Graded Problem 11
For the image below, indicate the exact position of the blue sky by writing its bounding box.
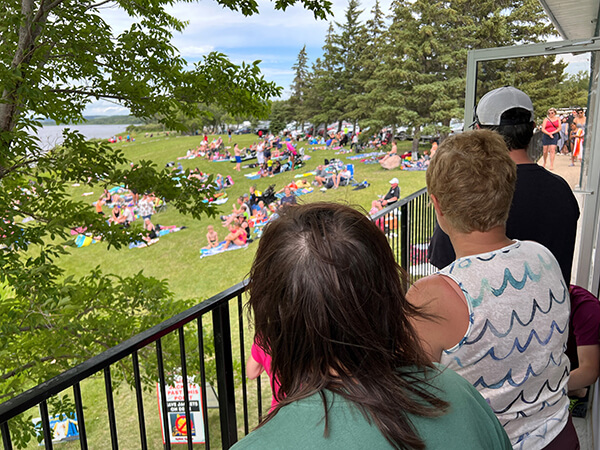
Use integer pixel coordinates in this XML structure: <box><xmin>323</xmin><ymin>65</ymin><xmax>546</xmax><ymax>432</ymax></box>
<box><xmin>86</xmin><ymin>0</ymin><xmax>384</xmax><ymax>116</ymax></box>
<box><xmin>84</xmin><ymin>0</ymin><xmax>589</xmax><ymax>116</ymax></box>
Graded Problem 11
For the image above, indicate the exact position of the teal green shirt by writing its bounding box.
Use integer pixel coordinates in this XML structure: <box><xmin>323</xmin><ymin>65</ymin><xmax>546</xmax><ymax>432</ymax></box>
<box><xmin>232</xmin><ymin>365</ymin><xmax>511</xmax><ymax>449</ymax></box>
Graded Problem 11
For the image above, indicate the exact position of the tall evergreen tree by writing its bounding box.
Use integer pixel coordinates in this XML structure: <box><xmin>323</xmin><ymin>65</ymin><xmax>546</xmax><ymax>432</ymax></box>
<box><xmin>353</xmin><ymin>0</ymin><xmax>387</xmax><ymax>131</ymax></box>
<box><xmin>371</xmin><ymin>0</ymin><xmax>564</xmax><ymax>149</ymax></box>
<box><xmin>304</xmin><ymin>24</ymin><xmax>343</xmax><ymax>130</ymax></box>
<box><xmin>334</xmin><ymin>0</ymin><xmax>367</xmax><ymax>128</ymax></box>
<box><xmin>290</xmin><ymin>45</ymin><xmax>310</xmax><ymax>130</ymax></box>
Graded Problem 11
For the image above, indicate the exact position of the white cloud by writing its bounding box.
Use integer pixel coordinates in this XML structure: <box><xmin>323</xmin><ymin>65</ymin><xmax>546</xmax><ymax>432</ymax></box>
<box><xmin>177</xmin><ymin>44</ymin><xmax>216</xmax><ymax>57</ymax></box>
<box><xmin>89</xmin><ymin>0</ymin><xmax>586</xmax><ymax>114</ymax></box>
<box><xmin>83</xmin><ymin>100</ymin><xmax>130</xmax><ymax>117</ymax></box>
<box><xmin>557</xmin><ymin>52</ymin><xmax>591</xmax><ymax>75</ymax></box>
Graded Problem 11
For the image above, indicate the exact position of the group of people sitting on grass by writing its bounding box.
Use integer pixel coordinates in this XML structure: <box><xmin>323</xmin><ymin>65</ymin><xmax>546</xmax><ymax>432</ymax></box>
<box><xmin>202</xmin><ymin>182</ymin><xmax>305</xmax><ymax>250</ymax></box>
<box><xmin>378</xmin><ymin>139</ymin><xmax>433</xmax><ymax>170</ymax></box>
<box><xmin>312</xmin><ymin>159</ymin><xmax>355</xmax><ymax>190</ymax></box>
<box><xmin>165</xmin><ymin>161</ymin><xmax>234</xmax><ymax>192</ymax></box>
<box><xmin>235</xmin><ymin>87</ymin><xmax>594</xmax><ymax>450</ymax></box>
<box><xmin>94</xmin><ymin>188</ymin><xmax>165</xmax><ymax>245</ymax></box>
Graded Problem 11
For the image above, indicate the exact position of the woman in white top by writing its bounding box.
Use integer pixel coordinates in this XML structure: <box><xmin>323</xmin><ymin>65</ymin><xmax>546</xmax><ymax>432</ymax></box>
<box><xmin>408</xmin><ymin>130</ymin><xmax>576</xmax><ymax>450</ymax></box>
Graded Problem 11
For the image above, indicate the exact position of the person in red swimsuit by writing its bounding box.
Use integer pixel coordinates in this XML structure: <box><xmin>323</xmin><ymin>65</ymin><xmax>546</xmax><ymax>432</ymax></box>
<box><xmin>541</xmin><ymin>108</ymin><xmax>560</xmax><ymax>170</ymax></box>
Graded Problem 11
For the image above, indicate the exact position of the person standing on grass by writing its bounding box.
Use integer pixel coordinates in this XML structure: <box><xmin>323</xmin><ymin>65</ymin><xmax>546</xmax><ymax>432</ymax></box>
<box><xmin>138</xmin><ymin>192</ymin><xmax>155</xmax><ymax>223</ymax></box>
<box><xmin>233</xmin><ymin>143</ymin><xmax>242</xmax><ymax>172</ymax></box>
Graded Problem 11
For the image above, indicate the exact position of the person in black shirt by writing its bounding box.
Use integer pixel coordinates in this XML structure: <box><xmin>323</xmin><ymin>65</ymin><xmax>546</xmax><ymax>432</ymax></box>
<box><xmin>279</xmin><ymin>187</ymin><xmax>297</xmax><ymax>206</ymax></box>
<box><xmin>428</xmin><ymin>86</ymin><xmax>580</xmax><ymax>284</ymax></box>
<box><xmin>371</xmin><ymin>177</ymin><xmax>400</xmax><ymax>213</ymax></box>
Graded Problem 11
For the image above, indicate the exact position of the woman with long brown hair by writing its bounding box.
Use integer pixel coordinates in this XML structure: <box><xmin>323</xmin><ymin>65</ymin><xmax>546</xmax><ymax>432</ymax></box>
<box><xmin>233</xmin><ymin>202</ymin><xmax>510</xmax><ymax>449</ymax></box>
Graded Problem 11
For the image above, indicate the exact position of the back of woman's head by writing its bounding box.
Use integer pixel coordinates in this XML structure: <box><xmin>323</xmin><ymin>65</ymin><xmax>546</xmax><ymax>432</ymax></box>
<box><xmin>248</xmin><ymin>203</ymin><xmax>441</xmax><ymax>448</ymax></box>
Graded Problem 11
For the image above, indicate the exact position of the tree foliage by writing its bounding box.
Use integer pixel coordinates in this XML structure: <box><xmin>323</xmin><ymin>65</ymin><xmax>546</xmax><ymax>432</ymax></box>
<box><xmin>291</xmin><ymin>0</ymin><xmax>570</xmax><ymax>144</ymax></box>
<box><xmin>0</xmin><ymin>0</ymin><xmax>332</xmax><ymax>404</ymax></box>
<box><xmin>556</xmin><ymin>70</ymin><xmax>590</xmax><ymax>111</ymax></box>
<box><xmin>289</xmin><ymin>45</ymin><xmax>310</xmax><ymax>129</ymax></box>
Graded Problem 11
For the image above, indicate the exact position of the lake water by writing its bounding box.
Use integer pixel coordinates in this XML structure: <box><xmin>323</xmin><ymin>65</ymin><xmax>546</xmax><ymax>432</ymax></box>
<box><xmin>32</xmin><ymin>124</ymin><xmax>131</xmax><ymax>150</ymax></box>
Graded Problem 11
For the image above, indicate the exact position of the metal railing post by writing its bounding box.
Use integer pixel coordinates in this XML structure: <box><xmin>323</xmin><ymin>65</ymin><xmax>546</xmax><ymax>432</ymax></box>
<box><xmin>400</xmin><ymin>202</ymin><xmax>409</xmax><ymax>273</ymax></box>
<box><xmin>213</xmin><ymin>302</ymin><xmax>238</xmax><ymax>448</ymax></box>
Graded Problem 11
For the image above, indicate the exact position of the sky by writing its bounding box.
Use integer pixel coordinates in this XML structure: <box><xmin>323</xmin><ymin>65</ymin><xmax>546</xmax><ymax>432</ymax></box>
<box><xmin>83</xmin><ymin>0</ymin><xmax>589</xmax><ymax>116</ymax></box>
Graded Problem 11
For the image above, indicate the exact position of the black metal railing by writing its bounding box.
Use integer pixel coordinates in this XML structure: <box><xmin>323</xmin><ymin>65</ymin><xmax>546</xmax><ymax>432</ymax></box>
<box><xmin>371</xmin><ymin>187</ymin><xmax>437</xmax><ymax>280</ymax></box>
<box><xmin>0</xmin><ymin>281</ymin><xmax>257</xmax><ymax>450</ymax></box>
<box><xmin>0</xmin><ymin>188</ymin><xmax>436</xmax><ymax>450</ymax></box>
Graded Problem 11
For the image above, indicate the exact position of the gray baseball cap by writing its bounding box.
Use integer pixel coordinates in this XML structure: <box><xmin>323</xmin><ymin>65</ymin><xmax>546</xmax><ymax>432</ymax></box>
<box><xmin>475</xmin><ymin>86</ymin><xmax>534</xmax><ymax>126</ymax></box>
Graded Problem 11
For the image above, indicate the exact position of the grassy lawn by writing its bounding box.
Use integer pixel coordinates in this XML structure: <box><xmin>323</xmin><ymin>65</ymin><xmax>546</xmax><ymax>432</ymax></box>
<box><xmin>59</xmin><ymin>132</ymin><xmax>427</xmax><ymax>300</ymax></box>
<box><xmin>18</xmin><ymin>131</ymin><xmax>428</xmax><ymax>449</ymax></box>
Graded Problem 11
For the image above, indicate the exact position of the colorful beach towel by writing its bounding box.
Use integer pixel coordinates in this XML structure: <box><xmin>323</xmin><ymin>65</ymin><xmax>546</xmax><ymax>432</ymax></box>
<box><xmin>244</xmin><ymin>172</ymin><xmax>261</xmax><ymax>180</ymax></box>
<box><xmin>275</xmin><ymin>187</ymin><xmax>314</xmax><ymax>199</ymax></box>
<box><xmin>203</xmin><ymin>196</ymin><xmax>228</xmax><ymax>205</ymax></box>
<box><xmin>75</xmin><ymin>234</ymin><xmax>99</xmax><ymax>248</ymax></box>
<box><xmin>128</xmin><ymin>225</ymin><xmax>185</xmax><ymax>249</ymax></box>
<box><xmin>248</xmin><ymin>217</ymin><xmax>271</xmax><ymax>228</ymax></box>
<box><xmin>346</xmin><ymin>151</ymin><xmax>385</xmax><ymax>160</ymax></box>
<box><xmin>294</xmin><ymin>171</ymin><xmax>316</xmax><ymax>179</ymax></box>
<box><xmin>200</xmin><ymin>241</ymin><xmax>248</xmax><ymax>258</ymax></box>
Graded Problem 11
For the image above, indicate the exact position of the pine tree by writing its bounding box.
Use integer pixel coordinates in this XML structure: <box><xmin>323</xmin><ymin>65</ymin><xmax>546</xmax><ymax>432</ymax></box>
<box><xmin>334</xmin><ymin>0</ymin><xmax>367</xmax><ymax>128</ymax></box>
<box><xmin>353</xmin><ymin>0</ymin><xmax>387</xmax><ymax>132</ymax></box>
<box><xmin>304</xmin><ymin>24</ymin><xmax>343</xmax><ymax>130</ymax></box>
<box><xmin>370</xmin><ymin>0</ymin><xmax>565</xmax><ymax>149</ymax></box>
<box><xmin>290</xmin><ymin>45</ymin><xmax>310</xmax><ymax>131</ymax></box>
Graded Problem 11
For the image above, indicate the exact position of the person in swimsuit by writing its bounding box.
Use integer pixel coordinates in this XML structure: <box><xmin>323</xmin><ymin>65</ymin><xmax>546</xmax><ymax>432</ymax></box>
<box><xmin>234</xmin><ymin>143</ymin><xmax>242</xmax><ymax>172</ymax></box>
<box><xmin>572</xmin><ymin>107</ymin><xmax>586</xmax><ymax>164</ymax></box>
<box><xmin>541</xmin><ymin>108</ymin><xmax>560</xmax><ymax>170</ymax></box>
<box><xmin>570</xmin><ymin>121</ymin><xmax>584</xmax><ymax>166</ymax></box>
<box><xmin>95</xmin><ymin>196</ymin><xmax>105</xmax><ymax>214</ymax></box>
<box><xmin>202</xmin><ymin>225</ymin><xmax>219</xmax><ymax>250</ymax></box>
<box><xmin>110</xmin><ymin>204</ymin><xmax>126</xmax><ymax>225</ymax></box>
<box><xmin>223</xmin><ymin>222</ymin><xmax>246</xmax><ymax>249</ymax></box>
<box><xmin>141</xmin><ymin>218</ymin><xmax>158</xmax><ymax>244</ymax></box>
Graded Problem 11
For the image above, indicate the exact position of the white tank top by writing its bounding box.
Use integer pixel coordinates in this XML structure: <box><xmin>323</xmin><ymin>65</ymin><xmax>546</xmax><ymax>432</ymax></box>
<box><xmin>439</xmin><ymin>240</ymin><xmax>570</xmax><ymax>450</ymax></box>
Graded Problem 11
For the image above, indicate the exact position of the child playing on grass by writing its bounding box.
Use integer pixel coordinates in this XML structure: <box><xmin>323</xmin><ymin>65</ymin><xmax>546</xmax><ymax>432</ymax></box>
<box><xmin>202</xmin><ymin>225</ymin><xmax>219</xmax><ymax>250</ymax></box>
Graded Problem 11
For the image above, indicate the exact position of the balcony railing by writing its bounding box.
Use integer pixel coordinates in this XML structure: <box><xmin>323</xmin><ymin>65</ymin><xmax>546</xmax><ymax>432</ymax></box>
<box><xmin>0</xmin><ymin>188</ymin><xmax>436</xmax><ymax>450</ymax></box>
<box><xmin>371</xmin><ymin>187</ymin><xmax>437</xmax><ymax>280</ymax></box>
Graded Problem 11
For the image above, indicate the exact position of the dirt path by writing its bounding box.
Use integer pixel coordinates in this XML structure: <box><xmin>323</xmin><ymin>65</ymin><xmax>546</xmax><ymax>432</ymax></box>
<box><xmin>541</xmin><ymin>152</ymin><xmax>582</xmax><ymax>189</ymax></box>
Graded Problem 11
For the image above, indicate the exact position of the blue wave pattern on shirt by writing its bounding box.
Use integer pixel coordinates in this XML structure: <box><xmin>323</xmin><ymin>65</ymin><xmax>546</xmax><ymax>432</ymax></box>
<box><xmin>490</xmin><ymin>367</ymin><xmax>569</xmax><ymax>414</ymax></box>
<box><xmin>513</xmin><ymin>414</ymin><xmax>565</xmax><ymax>450</ymax></box>
<box><xmin>468</xmin><ymin>327</ymin><xmax>567</xmax><ymax>363</ymax></box>
<box><xmin>439</xmin><ymin>241</ymin><xmax>570</xmax><ymax>449</ymax></box>
<box><xmin>455</xmin><ymin>281</ymin><xmax>567</xmax><ymax>346</ymax></box>
<box><xmin>466</xmin><ymin>259</ymin><xmax>548</xmax><ymax>308</ymax></box>
<box><xmin>472</xmin><ymin>349</ymin><xmax>566</xmax><ymax>389</ymax></box>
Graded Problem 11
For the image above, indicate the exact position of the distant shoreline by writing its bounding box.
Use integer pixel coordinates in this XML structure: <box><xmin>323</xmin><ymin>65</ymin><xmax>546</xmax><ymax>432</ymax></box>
<box><xmin>32</xmin><ymin>124</ymin><xmax>132</xmax><ymax>150</ymax></box>
<box><xmin>40</xmin><ymin>115</ymin><xmax>143</xmax><ymax>126</ymax></box>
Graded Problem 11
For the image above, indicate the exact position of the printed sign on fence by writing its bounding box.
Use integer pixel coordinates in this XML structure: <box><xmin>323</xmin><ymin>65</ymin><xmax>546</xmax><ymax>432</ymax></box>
<box><xmin>157</xmin><ymin>376</ymin><xmax>205</xmax><ymax>444</ymax></box>
<box><xmin>32</xmin><ymin>413</ymin><xmax>79</xmax><ymax>444</ymax></box>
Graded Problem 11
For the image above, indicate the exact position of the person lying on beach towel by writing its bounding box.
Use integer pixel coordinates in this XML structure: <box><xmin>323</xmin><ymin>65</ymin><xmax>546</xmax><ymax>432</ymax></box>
<box><xmin>128</xmin><ymin>224</ymin><xmax>185</xmax><ymax>248</ymax></box>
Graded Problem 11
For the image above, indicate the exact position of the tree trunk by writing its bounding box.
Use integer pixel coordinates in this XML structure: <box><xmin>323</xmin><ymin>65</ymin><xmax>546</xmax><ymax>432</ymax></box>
<box><xmin>412</xmin><ymin>125</ymin><xmax>420</xmax><ymax>152</ymax></box>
